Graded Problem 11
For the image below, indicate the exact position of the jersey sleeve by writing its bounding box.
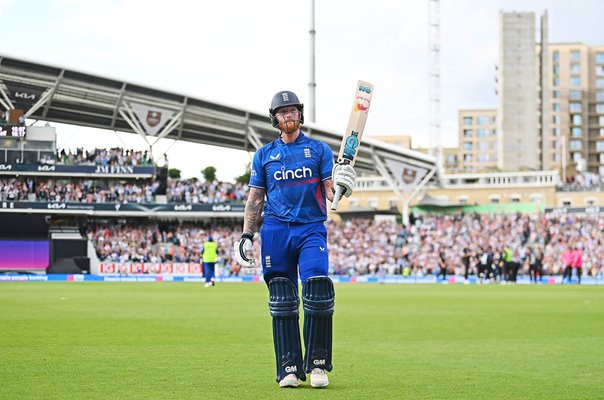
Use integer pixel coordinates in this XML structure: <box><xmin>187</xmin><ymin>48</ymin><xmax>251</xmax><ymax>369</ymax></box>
<box><xmin>320</xmin><ymin>142</ymin><xmax>334</xmax><ymax>181</ymax></box>
<box><xmin>249</xmin><ymin>149</ymin><xmax>265</xmax><ymax>188</ymax></box>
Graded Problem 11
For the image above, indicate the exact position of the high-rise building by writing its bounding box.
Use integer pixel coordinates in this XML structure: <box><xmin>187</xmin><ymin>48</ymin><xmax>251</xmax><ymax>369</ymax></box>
<box><xmin>458</xmin><ymin>109</ymin><xmax>498</xmax><ymax>172</ymax></box>
<box><xmin>545</xmin><ymin>43</ymin><xmax>604</xmax><ymax>177</ymax></box>
<box><xmin>497</xmin><ymin>10</ymin><xmax>604</xmax><ymax>176</ymax></box>
<box><xmin>497</xmin><ymin>11</ymin><xmax>539</xmax><ymax>171</ymax></box>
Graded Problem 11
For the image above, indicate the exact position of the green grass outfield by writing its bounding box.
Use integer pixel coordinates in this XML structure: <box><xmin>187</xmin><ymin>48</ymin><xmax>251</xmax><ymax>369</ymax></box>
<box><xmin>1</xmin><ymin>283</ymin><xmax>603</xmax><ymax>400</ymax></box>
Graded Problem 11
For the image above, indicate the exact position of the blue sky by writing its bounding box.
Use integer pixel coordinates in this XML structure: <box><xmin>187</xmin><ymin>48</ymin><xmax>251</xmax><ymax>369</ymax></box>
<box><xmin>1</xmin><ymin>0</ymin><xmax>602</xmax><ymax>180</ymax></box>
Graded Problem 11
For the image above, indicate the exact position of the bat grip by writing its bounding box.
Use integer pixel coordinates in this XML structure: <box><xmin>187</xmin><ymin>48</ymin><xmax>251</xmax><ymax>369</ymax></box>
<box><xmin>331</xmin><ymin>184</ymin><xmax>344</xmax><ymax>211</ymax></box>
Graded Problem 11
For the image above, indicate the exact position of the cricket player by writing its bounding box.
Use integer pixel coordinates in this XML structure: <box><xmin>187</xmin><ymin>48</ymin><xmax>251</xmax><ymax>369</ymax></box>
<box><xmin>234</xmin><ymin>90</ymin><xmax>356</xmax><ymax>388</ymax></box>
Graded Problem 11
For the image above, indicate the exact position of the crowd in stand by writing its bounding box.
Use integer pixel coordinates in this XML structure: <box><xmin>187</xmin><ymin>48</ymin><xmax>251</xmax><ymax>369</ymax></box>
<box><xmin>558</xmin><ymin>172</ymin><xmax>604</xmax><ymax>192</ymax></box>
<box><xmin>86</xmin><ymin>213</ymin><xmax>604</xmax><ymax>279</ymax></box>
<box><xmin>55</xmin><ymin>147</ymin><xmax>153</xmax><ymax>166</ymax></box>
<box><xmin>0</xmin><ymin>177</ymin><xmax>247</xmax><ymax>204</ymax></box>
<box><xmin>166</xmin><ymin>179</ymin><xmax>248</xmax><ymax>204</ymax></box>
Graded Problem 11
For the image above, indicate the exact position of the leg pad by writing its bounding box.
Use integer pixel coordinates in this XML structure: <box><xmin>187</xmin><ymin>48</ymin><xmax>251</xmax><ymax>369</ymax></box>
<box><xmin>268</xmin><ymin>277</ymin><xmax>305</xmax><ymax>382</ymax></box>
<box><xmin>302</xmin><ymin>276</ymin><xmax>335</xmax><ymax>373</ymax></box>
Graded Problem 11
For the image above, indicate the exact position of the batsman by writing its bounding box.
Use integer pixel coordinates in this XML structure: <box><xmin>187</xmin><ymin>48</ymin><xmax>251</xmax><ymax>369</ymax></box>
<box><xmin>234</xmin><ymin>90</ymin><xmax>356</xmax><ymax>388</ymax></box>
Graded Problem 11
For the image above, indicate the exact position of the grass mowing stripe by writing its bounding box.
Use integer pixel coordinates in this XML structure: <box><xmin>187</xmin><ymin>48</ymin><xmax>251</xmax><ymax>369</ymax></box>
<box><xmin>1</xmin><ymin>283</ymin><xmax>603</xmax><ymax>399</ymax></box>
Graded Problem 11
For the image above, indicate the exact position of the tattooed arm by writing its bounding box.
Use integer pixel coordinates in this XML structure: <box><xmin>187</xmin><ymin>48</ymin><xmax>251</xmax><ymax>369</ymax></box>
<box><xmin>243</xmin><ymin>187</ymin><xmax>265</xmax><ymax>233</ymax></box>
<box><xmin>323</xmin><ymin>179</ymin><xmax>335</xmax><ymax>203</ymax></box>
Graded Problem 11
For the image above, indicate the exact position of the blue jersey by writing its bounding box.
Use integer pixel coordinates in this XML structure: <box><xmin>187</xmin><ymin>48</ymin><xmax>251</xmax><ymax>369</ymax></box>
<box><xmin>249</xmin><ymin>132</ymin><xmax>334</xmax><ymax>223</ymax></box>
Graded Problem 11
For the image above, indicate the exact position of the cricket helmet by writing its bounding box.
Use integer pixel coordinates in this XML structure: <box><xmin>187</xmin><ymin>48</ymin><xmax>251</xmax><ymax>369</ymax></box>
<box><xmin>269</xmin><ymin>90</ymin><xmax>304</xmax><ymax>128</ymax></box>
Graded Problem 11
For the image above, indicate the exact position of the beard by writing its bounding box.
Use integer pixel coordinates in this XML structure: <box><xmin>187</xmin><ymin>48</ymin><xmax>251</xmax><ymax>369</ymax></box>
<box><xmin>279</xmin><ymin>119</ymin><xmax>300</xmax><ymax>134</ymax></box>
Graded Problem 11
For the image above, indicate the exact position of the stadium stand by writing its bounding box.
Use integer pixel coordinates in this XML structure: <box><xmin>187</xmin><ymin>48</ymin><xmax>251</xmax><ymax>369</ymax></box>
<box><xmin>0</xmin><ymin>140</ymin><xmax>602</xmax><ymax>280</ymax></box>
<box><xmin>82</xmin><ymin>214</ymin><xmax>604</xmax><ymax>279</ymax></box>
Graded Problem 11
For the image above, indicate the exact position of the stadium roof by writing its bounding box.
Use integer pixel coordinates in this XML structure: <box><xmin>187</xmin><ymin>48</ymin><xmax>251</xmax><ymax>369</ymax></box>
<box><xmin>0</xmin><ymin>54</ymin><xmax>436</xmax><ymax>178</ymax></box>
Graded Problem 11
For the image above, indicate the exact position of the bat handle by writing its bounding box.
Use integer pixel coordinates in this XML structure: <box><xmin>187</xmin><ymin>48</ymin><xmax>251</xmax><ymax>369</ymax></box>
<box><xmin>331</xmin><ymin>184</ymin><xmax>344</xmax><ymax>211</ymax></box>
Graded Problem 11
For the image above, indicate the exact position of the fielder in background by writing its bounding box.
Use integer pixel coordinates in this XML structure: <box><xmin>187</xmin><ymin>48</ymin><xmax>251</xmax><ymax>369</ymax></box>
<box><xmin>201</xmin><ymin>236</ymin><xmax>218</xmax><ymax>287</ymax></box>
<box><xmin>234</xmin><ymin>90</ymin><xmax>356</xmax><ymax>389</ymax></box>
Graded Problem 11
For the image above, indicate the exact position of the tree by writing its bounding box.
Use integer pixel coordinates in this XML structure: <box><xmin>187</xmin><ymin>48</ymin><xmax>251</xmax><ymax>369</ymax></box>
<box><xmin>201</xmin><ymin>166</ymin><xmax>217</xmax><ymax>182</ymax></box>
<box><xmin>168</xmin><ymin>168</ymin><xmax>181</xmax><ymax>179</ymax></box>
<box><xmin>235</xmin><ymin>163</ymin><xmax>251</xmax><ymax>184</ymax></box>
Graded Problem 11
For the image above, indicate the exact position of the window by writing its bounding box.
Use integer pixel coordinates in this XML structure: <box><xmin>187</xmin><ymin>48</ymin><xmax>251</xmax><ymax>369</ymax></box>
<box><xmin>600</xmin><ymin>154</ymin><xmax>604</xmax><ymax>164</ymax></box>
<box><xmin>596</xmin><ymin>66</ymin><xmax>604</xmax><ymax>76</ymax></box>
<box><xmin>463</xmin><ymin>142</ymin><xmax>473</xmax><ymax>150</ymax></box>
<box><xmin>477</xmin><ymin>129</ymin><xmax>489</xmax><ymax>138</ymax></box>
<box><xmin>446</xmin><ymin>154</ymin><xmax>457</xmax><ymax>163</ymax></box>
<box><xmin>586</xmin><ymin>198</ymin><xmax>597</xmax><ymax>207</ymax></box>
<box><xmin>552</xmin><ymin>128</ymin><xmax>561</xmax><ymax>137</ymax></box>
<box><xmin>463</xmin><ymin>129</ymin><xmax>473</xmax><ymax>138</ymax></box>
<box><xmin>600</xmin><ymin>166</ymin><xmax>604</xmax><ymax>176</ymax></box>
<box><xmin>597</xmin><ymin>104</ymin><xmax>604</xmax><ymax>113</ymax></box>
<box><xmin>553</xmin><ymin>51</ymin><xmax>560</xmax><ymax>62</ymax></box>
<box><xmin>554</xmin><ymin>153</ymin><xmax>561</xmax><ymax>162</ymax></box>
<box><xmin>562</xmin><ymin>199</ymin><xmax>572</xmax><ymax>207</ymax></box>
<box><xmin>570</xmin><ymin>90</ymin><xmax>581</xmax><ymax>100</ymax></box>
<box><xmin>572</xmin><ymin>114</ymin><xmax>582</xmax><ymax>125</ymax></box>
<box><xmin>553</xmin><ymin>115</ymin><xmax>561</xmax><ymax>124</ymax></box>
<box><xmin>571</xmin><ymin>127</ymin><xmax>582</xmax><ymax>137</ymax></box>
<box><xmin>368</xmin><ymin>198</ymin><xmax>378</xmax><ymax>209</ymax></box>
<box><xmin>569</xmin><ymin>140</ymin><xmax>582</xmax><ymax>151</ymax></box>
<box><xmin>572</xmin><ymin>152</ymin><xmax>582</xmax><ymax>162</ymax></box>
<box><xmin>530</xmin><ymin>194</ymin><xmax>543</xmax><ymax>204</ymax></box>
<box><xmin>597</xmin><ymin>141</ymin><xmax>604</xmax><ymax>151</ymax></box>
<box><xmin>477</xmin><ymin>116</ymin><xmax>489</xmax><ymax>125</ymax></box>
<box><xmin>552</xmin><ymin>103</ymin><xmax>561</xmax><ymax>111</ymax></box>
<box><xmin>596</xmin><ymin>52</ymin><xmax>604</xmax><ymax>63</ymax></box>
<box><xmin>597</xmin><ymin>79</ymin><xmax>604</xmax><ymax>88</ymax></box>
<box><xmin>552</xmin><ymin>90</ymin><xmax>560</xmax><ymax>98</ymax></box>
<box><xmin>553</xmin><ymin>77</ymin><xmax>560</xmax><ymax>86</ymax></box>
<box><xmin>600</xmin><ymin>116</ymin><xmax>604</xmax><ymax>125</ymax></box>
<box><xmin>570</xmin><ymin>76</ymin><xmax>581</xmax><ymax>86</ymax></box>
<box><xmin>463</xmin><ymin>154</ymin><xmax>473</xmax><ymax>162</ymax></box>
<box><xmin>510</xmin><ymin>197</ymin><xmax>521</xmax><ymax>203</ymax></box>
<box><xmin>570</xmin><ymin>51</ymin><xmax>581</xmax><ymax>62</ymax></box>
<box><xmin>553</xmin><ymin>64</ymin><xmax>560</xmax><ymax>74</ymax></box>
<box><xmin>600</xmin><ymin>128</ymin><xmax>604</xmax><ymax>136</ymax></box>
<box><xmin>458</xmin><ymin>196</ymin><xmax>468</xmax><ymax>205</ymax></box>
<box><xmin>463</xmin><ymin>116</ymin><xmax>473</xmax><ymax>125</ymax></box>
<box><xmin>569</xmin><ymin>103</ymin><xmax>582</xmax><ymax>113</ymax></box>
<box><xmin>489</xmin><ymin>195</ymin><xmax>500</xmax><ymax>204</ymax></box>
<box><xmin>596</xmin><ymin>91</ymin><xmax>604</xmax><ymax>101</ymax></box>
<box><xmin>570</xmin><ymin>64</ymin><xmax>581</xmax><ymax>74</ymax></box>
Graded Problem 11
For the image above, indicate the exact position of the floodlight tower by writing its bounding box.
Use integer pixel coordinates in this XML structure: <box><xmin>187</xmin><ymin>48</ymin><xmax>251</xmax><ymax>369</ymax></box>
<box><xmin>308</xmin><ymin>0</ymin><xmax>317</xmax><ymax>123</ymax></box>
<box><xmin>428</xmin><ymin>0</ymin><xmax>443</xmax><ymax>174</ymax></box>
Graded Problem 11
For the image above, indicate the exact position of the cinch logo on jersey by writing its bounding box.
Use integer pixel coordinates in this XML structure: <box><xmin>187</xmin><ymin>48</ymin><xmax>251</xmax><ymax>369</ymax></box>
<box><xmin>274</xmin><ymin>166</ymin><xmax>312</xmax><ymax>181</ymax></box>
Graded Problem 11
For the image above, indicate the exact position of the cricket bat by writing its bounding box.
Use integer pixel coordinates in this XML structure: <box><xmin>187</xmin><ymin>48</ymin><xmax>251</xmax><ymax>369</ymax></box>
<box><xmin>331</xmin><ymin>80</ymin><xmax>374</xmax><ymax>211</ymax></box>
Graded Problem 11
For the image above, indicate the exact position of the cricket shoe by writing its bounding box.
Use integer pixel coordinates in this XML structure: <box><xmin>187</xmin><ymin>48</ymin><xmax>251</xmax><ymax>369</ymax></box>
<box><xmin>204</xmin><ymin>282</ymin><xmax>212</xmax><ymax>288</ymax></box>
<box><xmin>310</xmin><ymin>368</ymin><xmax>329</xmax><ymax>388</ymax></box>
<box><xmin>278</xmin><ymin>373</ymin><xmax>300</xmax><ymax>388</ymax></box>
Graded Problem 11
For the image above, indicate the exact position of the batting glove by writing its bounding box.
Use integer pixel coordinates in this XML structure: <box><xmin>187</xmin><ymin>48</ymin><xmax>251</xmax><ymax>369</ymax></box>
<box><xmin>234</xmin><ymin>232</ymin><xmax>256</xmax><ymax>269</ymax></box>
<box><xmin>332</xmin><ymin>164</ymin><xmax>356</xmax><ymax>197</ymax></box>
